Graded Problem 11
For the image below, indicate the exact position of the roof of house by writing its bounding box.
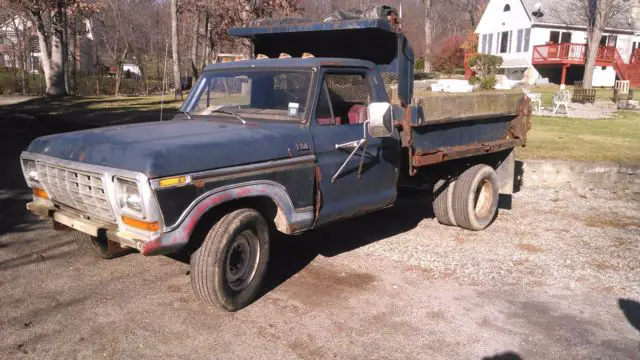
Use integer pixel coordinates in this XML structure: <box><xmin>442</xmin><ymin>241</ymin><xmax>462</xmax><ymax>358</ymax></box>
<box><xmin>521</xmin><ymin>0</ymin><xmax>640</xmax><ymax>32</ymax></box>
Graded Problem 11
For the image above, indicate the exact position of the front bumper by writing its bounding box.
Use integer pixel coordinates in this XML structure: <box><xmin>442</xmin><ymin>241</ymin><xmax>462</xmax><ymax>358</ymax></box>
<box><xmin>27</xmin><ymin>202</ymin><xmax>180</xmax><ymax>256</ymax></box>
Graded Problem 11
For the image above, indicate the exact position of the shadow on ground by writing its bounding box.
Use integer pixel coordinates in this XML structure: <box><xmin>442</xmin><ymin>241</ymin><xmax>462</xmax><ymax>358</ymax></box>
<box><xmin>483</xmin><ymin>352</ymin><xmax>523</xmax><ymax>360</ymax></box>
<box><xmin>261</xmin><ymin>193</ymin><xmax>434</xmax><ymax>297</ymax></box>
<box><xmin>618</xmin><ymin>298</ymin><xmax>640</xmax><ymax>333</ymax></box>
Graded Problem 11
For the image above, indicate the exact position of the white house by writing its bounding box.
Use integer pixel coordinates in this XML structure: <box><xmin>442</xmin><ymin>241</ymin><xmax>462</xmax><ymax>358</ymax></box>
<box><xmin>0</xmin><ymin>15</ymin><xmax>95</xmax><ymax>74</ymax></box>
<box><xmin>475</xmin><ymin>0</ymin><xmax>640</xmax><ymax>88</ymax></box>
<box><xmin>0</xmin><ymin>15</ymin><xmax>41</xmax><ymax>72</ymax></box>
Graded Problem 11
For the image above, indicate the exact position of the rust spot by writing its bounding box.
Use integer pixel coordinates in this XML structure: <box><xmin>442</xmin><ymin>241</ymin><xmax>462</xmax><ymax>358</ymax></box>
<box><xmin>194</xmin><ymin>181</ymin><xmax>205</xmax><ymax>188</ymax></box>
<box><xmin>312</xmin><ymin>166</ymin><xmax>322</xmax><ymax>227</ymax></box>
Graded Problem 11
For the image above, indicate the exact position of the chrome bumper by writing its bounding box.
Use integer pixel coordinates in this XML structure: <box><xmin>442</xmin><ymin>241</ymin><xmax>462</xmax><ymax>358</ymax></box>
<box><xmin>27</xmin><ymin>202</ymin><xmax>174</xmax><ymax>256</ymax></box>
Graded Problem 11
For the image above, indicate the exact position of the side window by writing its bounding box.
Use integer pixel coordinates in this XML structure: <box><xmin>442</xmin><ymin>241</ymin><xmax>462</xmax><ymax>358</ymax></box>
<box><xmin>315</xmin><ymin>72</ymin><xmax>372</xmax><ymax>125</ymax></box>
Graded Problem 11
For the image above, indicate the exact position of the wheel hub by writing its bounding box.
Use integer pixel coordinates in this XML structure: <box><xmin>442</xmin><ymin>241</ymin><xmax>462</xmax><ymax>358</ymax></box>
<box><xmin>225</xmin><ymin>230</ymin><xmax>260</xmax><ymax>291</ymax></box>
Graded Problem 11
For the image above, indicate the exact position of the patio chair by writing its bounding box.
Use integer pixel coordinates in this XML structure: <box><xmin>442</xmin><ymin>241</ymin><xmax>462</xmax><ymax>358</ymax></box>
<box><xmin>552</xmin><ymin>90</ymin><xmax>571</xmax><ymax>115</ymax></box>
<box><xmin>522</xmin><ymin>88</ymin><xmax>542</xmax><ymax>112</ymax></box>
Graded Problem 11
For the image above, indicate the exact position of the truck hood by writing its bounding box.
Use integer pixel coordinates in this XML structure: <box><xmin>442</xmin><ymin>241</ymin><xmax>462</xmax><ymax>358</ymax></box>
<box><xmin>26</xmin><ymin>119</ymin><xmax>314</xmax><ymax>178</ymax></box>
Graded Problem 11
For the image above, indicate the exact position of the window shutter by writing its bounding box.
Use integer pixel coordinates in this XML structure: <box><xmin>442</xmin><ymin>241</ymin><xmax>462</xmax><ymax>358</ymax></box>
<box><xmin>481</xmin><ymin>34</ymin><xmax>487</xmax><ymax>53</ymax></box>
<box><xmin>509</xmin><ymin>31</ymin><xmax>513</xmax><ymax>53</ymax></box>
<box><xmin>517</xmin><ymin>29</ymin><xmax>523</xmax><ymax>53</ymax></box>
<box><xmin>488</xmin><ymin>33</ymin><xmax>494</xmax><ymax>54</ymax></box>
<box><xmin>524</xmin><ymin>28</ymin><xmax>531</xmax><ymax>51</ymax></box>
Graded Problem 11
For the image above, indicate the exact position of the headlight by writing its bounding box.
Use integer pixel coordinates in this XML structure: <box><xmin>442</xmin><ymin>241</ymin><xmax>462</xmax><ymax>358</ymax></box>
<box><xmin>116</xmin><ymin>178</ymin><xmax>145</xmax><ymax>218</ymax></box>
<box><xmin>22</xmin><ymin>159</ymin><xmax>40</xmax><ymax>185</ymax></box>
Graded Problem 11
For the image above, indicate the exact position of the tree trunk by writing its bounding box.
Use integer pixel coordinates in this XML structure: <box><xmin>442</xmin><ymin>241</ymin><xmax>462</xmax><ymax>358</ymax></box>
<box><xmin>171</xmin><ymin>0</ymin><xmax>182</xmax><ymax>99</ymax></box>
<box><xmin>114</xmin><ymin>44</ymin><xmax>129</xmax><ymax>96</ymax></box>
<box><xmin>583</xmin><ymin>28</ymin><xmax>603</xmax><ymax>89</ymax></box>
<box><xmin>190</xmin><ymin>11</ymin><xmax>200</xmax><ymax>79</ymax></box>
<box><xmin>423</xmin><ymin>0</ymin><xmax>433</xmax><ymax>72</ymax></box>
<box><xmin>45</xmin><ymin>3</ymin><xmax>67</xmax><ymax>97</ymax></box>
<box><xmin>68</xmin><ymin>14</ymin><xmax>78</xmax><ymax>95</ymax></box>
<box><xmin>202</xmin><ymin>13</ymin><xmax>210</xmax><ymax>68</ymax></box>
<box><xmin>63</xmin><ymin>8</ymin><xmax>70</xmax><ymax>95</ymax></box>
<box><xmin>31</xmin><ymin>11</ymin><xmax>53</xmax><ymax>94</ymax></box>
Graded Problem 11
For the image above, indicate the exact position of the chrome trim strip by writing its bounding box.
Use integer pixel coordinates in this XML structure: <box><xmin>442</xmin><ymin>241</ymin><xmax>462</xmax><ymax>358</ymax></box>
<box><xmin>151</xmin><ymin>154</ymin><xmax>316</xmax><ymax>189</ymax></box>
<box><xmin>163</xmin><ymin>179</ymin><xmax>312</xmax><ymax>233</ymax></box>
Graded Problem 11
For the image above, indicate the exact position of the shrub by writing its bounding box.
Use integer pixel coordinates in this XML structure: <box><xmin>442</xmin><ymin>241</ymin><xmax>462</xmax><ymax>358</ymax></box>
<box><xmin>478</xmin><ymin>75</ymin><xmax>497</xmax><ymax>90</ymax></box>
<box><xmin>460</xmin><ymin>32</ymin><xmax>479</xmax><ymax>53</ymax></box>
<box><xmin>467</xmin><ymin>53</ymin><xmax>503</xmax><ymax>78</ymax></box>
<box><xmin>467</xmin><ymin>54</ymin><xmax>502</xmax><ymax>90</ymax></box>
<box><xmin>414</xmin><ymin>57</ymin><xmax>425</xmax><ymax>71</ymax></box>
<box><xmin>428</xmin><ymin>35</ymin><xmax>464</xmax><ymax>76</ymax></box>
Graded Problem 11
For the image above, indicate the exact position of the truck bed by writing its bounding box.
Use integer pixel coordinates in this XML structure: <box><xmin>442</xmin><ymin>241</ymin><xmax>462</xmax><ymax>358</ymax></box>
<box><xmin>400</xmin><ymin>92</ymin><xmax>531</xmax><ymax>168</ymax></box>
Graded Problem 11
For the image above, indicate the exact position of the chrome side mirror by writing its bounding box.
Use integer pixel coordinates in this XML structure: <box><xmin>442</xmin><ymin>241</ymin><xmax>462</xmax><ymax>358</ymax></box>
<box><xmin>367</xmin><ymin>102</ymin><xmax>394</xmax><ymax>138</ymax></box>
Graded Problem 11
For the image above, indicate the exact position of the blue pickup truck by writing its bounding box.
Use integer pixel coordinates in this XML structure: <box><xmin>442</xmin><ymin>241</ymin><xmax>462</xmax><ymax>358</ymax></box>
<box><xmin>20</xmin><ymin>19</ymin><xmax>530</xmax><ymax>311</ymax></box>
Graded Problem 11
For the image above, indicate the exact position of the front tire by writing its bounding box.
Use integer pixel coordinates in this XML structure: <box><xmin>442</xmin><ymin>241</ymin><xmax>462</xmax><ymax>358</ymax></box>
<box><xmin>190</xmin><ymin>209</ymin><xmax>270</xmax><ymax>312</ymax></box>
<box><xmin>452</xmin><ymin>165</ymin><xmax>499</xmax><ymax>231</ymax></box>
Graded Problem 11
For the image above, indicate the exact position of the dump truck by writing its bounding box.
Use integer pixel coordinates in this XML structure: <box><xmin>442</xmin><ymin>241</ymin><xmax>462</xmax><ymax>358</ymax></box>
<box><xmin>20</xmin><ymin>17</ymin><xmax>530</xmax><ymax>311</ymax></box>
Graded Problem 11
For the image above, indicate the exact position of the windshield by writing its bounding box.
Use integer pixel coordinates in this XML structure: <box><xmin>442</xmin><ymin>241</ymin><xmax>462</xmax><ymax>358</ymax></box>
<box><xmin>181</xmin><ymin>69</ymin><xmax>312</xmax><ymax>121</ymax></box>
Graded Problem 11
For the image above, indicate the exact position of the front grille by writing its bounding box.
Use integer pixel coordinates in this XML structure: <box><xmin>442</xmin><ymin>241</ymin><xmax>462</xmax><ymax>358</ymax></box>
<box><xmin>36</xmin><ymin>162</ymin><xmax>115</xmax><ymax>221</ymax></box>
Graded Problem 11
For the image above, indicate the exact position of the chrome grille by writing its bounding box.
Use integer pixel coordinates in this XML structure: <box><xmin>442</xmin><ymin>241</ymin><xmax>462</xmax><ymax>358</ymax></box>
<box><xmin>36</xmin><ymin>162</ymin><xmax>115</xmax><ymax>221</ymax></box>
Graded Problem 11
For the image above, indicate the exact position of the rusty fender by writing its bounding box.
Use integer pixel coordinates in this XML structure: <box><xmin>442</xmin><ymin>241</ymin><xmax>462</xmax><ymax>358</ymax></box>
<box><xmin>142</xmin><ymin>180</ymin><xmax>313</xmax><ymax>256</ymax></box>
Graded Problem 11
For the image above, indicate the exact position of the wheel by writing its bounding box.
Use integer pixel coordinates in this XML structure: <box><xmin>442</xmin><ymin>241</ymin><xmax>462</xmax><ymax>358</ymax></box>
<box><xmin>433</xmin><ymin>178</ymin><xmax>457</xmax><ymax>226</ymax></box>
<box><xmin>72</xmin><ymin>231</ymin><xmax>123</xmax><ymax>259</ymax></box>
<box><xmin>452</xmin><ymin>164</ymin><xmax>499</xmax><ymax>231</ymax></box>
<box><xmin>190</xmin><ymin>209</ymin><xmax>270</xmax><ymax>312</ymax></box>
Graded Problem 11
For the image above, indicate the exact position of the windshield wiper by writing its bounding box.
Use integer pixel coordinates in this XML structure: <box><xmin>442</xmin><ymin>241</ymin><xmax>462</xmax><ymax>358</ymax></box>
<box><xmin>179</xmin><ymin>110</ymin><xmax>192</xmax><ymax>120</ymax></box>
<box><xmin>211</xmin><ymin>109</ymin><xmax>247</xmax><ymax>125</ymax></box>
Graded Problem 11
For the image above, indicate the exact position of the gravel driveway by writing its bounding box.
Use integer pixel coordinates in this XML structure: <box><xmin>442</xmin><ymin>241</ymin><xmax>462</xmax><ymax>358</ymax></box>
<box><xmin>0</xmin><ymin>113</ymin><xmax>638</xmax><ymax>359</ymax></box>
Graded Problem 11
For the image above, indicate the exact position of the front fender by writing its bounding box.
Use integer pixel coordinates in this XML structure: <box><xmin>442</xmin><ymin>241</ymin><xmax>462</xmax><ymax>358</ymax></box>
<box><xmin>141</xmin><ymin>180</ymin><xmax>313</xmax><ymax>256</ymax></box>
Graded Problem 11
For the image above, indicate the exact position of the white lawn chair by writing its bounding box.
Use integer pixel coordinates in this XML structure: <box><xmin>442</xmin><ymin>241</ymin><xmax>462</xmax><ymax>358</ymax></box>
<box><xmin>522</xmin><ymin>88</ymin><xmax>542</xmax><ymax>113</ymax></box>
<box><xmin>552</xmin><ymin>90</ymin><xmax>571</xmax><ymax>116</ymax></box>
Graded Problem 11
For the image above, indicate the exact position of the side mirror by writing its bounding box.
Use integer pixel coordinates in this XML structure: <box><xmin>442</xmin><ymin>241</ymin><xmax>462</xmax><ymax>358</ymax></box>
<box><xmin>367</xmin><ymin>102</ymin><xmax>394</xmax><ymax>138</ymax></box>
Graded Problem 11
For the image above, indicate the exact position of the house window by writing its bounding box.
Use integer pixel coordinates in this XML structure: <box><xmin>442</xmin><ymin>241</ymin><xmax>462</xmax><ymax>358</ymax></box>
<box><xmin>561</xmin><ymin>32</ymin><xmax>572</xmax><ymax>43</ymax></box>
<box><xmin>523</xmin><ymin>28</ymin><xmax>531</xmax><ymax>51</ymax></box>
<box><xmin>481</xmin><ymin>34</ymin><xmax>487</xmax><ymax>53</ymax></box>
<box><xmin>504</xmin><ymin>4</ymin><xmax>511</xmax><ymax>11</ymax></box>
<box><xmin>499</xmin><ymin>31</ymin><xmax>510</xmax><ymax>53</ymax></box>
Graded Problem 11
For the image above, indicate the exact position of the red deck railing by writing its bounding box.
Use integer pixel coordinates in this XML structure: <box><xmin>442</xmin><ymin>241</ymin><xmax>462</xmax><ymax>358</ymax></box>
<box><xmin>532</xmin><ymin>43</ymin><xmax>633</xmax><ymax>81</ymax></box>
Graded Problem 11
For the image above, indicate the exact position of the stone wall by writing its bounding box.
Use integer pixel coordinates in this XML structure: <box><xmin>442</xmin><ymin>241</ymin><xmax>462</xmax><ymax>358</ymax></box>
<box><xmin>522</xmin><ymin>160</ymin><xmax>640</xmax><ymax>193</ymax></box>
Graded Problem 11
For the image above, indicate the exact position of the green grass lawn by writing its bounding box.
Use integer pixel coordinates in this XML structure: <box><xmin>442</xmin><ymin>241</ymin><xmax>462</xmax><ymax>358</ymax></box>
<box><xmin>518</xmin><ymin>111</ymin><xmax>640</xmax><ymax>163</ymax></box>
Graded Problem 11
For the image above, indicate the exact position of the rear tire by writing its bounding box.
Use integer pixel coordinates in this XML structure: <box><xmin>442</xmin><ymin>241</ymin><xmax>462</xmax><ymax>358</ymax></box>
<box><xmin>433</xmin><ymin>179</ymin><xmax>457</xmax><ymax>226</ymax></box>
<box><xmin>452</xmin><ymin>165</ymin><xmax>499</xmax><ymax>231</ymax></box>
<box><xmin>72</xmin><ymin>231</ymin><xmax>123</xmax><ymax>259</ymax></box>
<box><xmin>190</xmin><ymin>209</ymin><xmax>270</xmax><ymax>312</ymax></box>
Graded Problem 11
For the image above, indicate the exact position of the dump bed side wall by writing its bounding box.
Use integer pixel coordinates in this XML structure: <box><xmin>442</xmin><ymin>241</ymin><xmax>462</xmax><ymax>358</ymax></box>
<box><xmin>406</xmin><ymin>92</ymin><xmax>531</xmax><ymax>168</ymax></box>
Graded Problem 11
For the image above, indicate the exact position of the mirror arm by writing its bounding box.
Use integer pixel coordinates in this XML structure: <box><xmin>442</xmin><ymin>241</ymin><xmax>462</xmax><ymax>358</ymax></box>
<box><xmin>332</xmin><ymin>121</ymin><xmax>371</xmax><ymax>183</ymax></box>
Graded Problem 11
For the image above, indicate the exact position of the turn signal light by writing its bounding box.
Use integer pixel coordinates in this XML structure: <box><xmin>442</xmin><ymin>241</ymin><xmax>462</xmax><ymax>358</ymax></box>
<box><xmin>122</xmin><ymin>216</ymin><xmax>160</xmax><ymax>232</ymax></box>
<box><xmin>158</xmin><ymin>176</ymin><xmax>188</xmax><ymax>188</ymax></box>
<box><xmin>33</xmin><ymin>188</ymin><xmax>49</xmax><ymax>200</ymax></box>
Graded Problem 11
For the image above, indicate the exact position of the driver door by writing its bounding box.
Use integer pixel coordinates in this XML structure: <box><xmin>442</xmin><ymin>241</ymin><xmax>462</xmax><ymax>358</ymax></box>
<box><xmin>310</xmin><ymin>69</ymin><xmax>400</xmax><ymax>225</ymax></box>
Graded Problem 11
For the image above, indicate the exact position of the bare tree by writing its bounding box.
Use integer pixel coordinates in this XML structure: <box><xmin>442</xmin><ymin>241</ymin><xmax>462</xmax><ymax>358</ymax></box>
<box><xmin>171</xmin><ymin>0</ymin><xmax>181</xmax><ymax>99</ymax></box>
<box><xmin>556</xmin><ymin>0</ymin><xmax>630</xmax><ymax>88</ymax></box>
<box><xmin>423</xmin><ymin>0</ymin><xmax>433</xmax><ymax>72</ymax></box>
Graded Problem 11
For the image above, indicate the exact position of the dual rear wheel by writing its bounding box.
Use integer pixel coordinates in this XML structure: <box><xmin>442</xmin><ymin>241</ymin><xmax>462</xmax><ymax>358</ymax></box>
<box><xmin>433</xmin><ymin>164</ymin><xmax>499</xmax><ymax>231</ymax></box>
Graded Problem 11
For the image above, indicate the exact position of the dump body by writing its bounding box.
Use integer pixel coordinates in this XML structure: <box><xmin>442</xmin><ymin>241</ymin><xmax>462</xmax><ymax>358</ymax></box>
<box><xmin>403</xmin><ymin>92</ymin><xmax>531</xmax><ymax>169</ymax></box>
